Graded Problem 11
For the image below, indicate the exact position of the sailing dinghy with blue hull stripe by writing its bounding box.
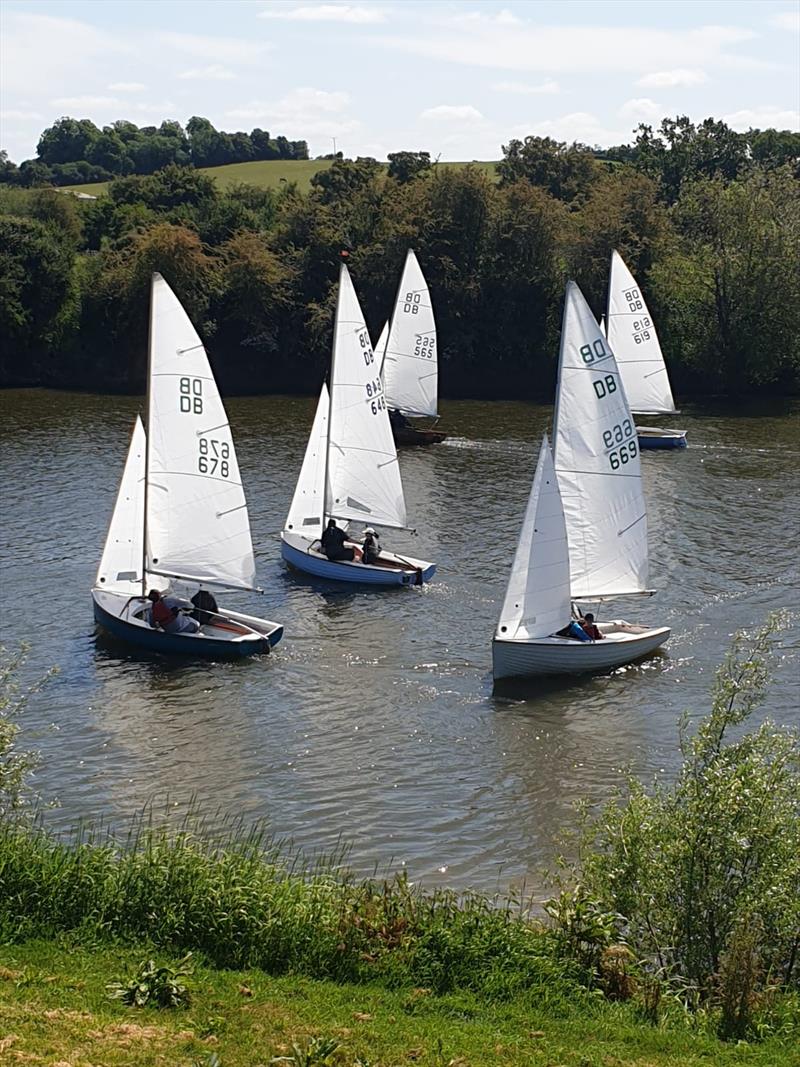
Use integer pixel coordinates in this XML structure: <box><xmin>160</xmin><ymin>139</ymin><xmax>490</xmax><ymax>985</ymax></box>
<box><xmin>637</xmin><ymin>427</ymin><xmax>688</xmax><ymax>450</ymax></box>
<box><xmin>91</xmin><ymin>274</ymin><xmax>284</xmax><ymax>656</ymax></box>
<box><xmin>281</xmin><ymin>263</ymin><xmax>435</xmax><ymax>587</ymax></box>
<box><xmin>93</xmin><ymin>590</ymin><xmax>282</xmax><ymax>657</ymax></box>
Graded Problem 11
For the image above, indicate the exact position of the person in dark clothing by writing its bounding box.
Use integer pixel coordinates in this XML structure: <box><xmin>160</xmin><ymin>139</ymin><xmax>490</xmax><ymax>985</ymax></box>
<box><xmin>580</xmin><ymin>612</ymin><xmax>604</xmax><ymax>640</ymax></box>
<box><xmin>191</xmin><ymin>589</ymin><xmax>219</xmax><ymax>625</ymax></box>
<box><xmin>362</xmin><ymin>527</ymin><xmax>381</xmax><ymax>565</ymax></box>
<box><xmin>389</xmin><ymin>409</ymin><xmax>410</xmax><ymax>431</ymax></box>
<box><xmin>321</xmin><ymin>519</ymin><xmax>356</xmax><ymax>562</ymax></box>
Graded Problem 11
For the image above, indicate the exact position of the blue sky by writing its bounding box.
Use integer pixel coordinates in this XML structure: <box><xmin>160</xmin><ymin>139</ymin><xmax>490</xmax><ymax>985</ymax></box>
<box><xmin>1</xmin><ymin>0</ymin><xmax>798</xmax><ymax>163</ymax></box>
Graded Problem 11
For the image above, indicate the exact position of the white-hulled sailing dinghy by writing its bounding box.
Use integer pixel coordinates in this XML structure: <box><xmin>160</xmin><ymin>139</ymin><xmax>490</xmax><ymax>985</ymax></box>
<box><xmin>281</xmin><ymin>263</ymin><xmax>435</xmax><ymax>586</ymax></box>
<box><xmin>492</xmin><ymin>281</ymin><xmax>670</xmax><ymax>680</ymax></box>
<box><xmin>92</xmin><ymin>273</ymin><xmax>283</xmax><ymax>657</ymax></box>
<box><xmin>376</xmin><ymin>250</ymin><xmax>446</xmax><ymax>447</ymax></box>
<box><xmin>606</xmin><ymin>250</ymin><xmax>687</xmax><ymax>450</ymax></box>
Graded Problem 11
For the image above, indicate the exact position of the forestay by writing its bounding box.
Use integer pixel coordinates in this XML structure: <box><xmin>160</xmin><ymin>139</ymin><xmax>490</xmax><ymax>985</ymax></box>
<box><xmin>327</xmin><ymin>265</ymin><xmax>407</xmax><ymax>529</ymax></box>
<box><xmin>146</xmin><ymin>273</ymin><xmax>256</xmax><ymax>590</ymax></box>
<box><xmin>496</xmin><ymin>436</ymin><xmax>571</xmax><ymax>641</ymax></box>
<box><xmin>380</xmin><ymin>250</ymin><xmax>438</xmax><ymax>418</ymax></box>
<box><xmin>606</xmin><ymin>250</ymin><xmax>677</xmax><ymax>415</ymax></box>
<box><xmin>96</xmin><ymin>416</ymin><xmax>148</xmax><ymax>594</ymax></box>
<box><xmin>284</xmin><ymin>384</ymin><xmax>329</xmax><ymax>539</ymax></box>
<box><xmin>553</xmin><ymin>281</ymin><xmax>649</xmax><ymax>599</ymax></box>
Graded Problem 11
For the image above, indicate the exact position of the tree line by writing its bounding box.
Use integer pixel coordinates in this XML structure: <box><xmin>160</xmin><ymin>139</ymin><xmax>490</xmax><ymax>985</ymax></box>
<box><xmin>0</xmin><ymin>116</ymin><xmax>309</xmax><ymax>187</ymax></box>
<box><xmin>0</xmin><ymin>116</ymin><xmax>798</xmax><ymax>399</ymax></box>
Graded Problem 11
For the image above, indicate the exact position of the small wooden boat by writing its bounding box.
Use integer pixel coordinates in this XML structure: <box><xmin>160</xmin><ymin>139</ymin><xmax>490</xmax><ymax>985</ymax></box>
<box><xmin>92</xmin><ymin>274</ymin><xmax>283</xmax><ymax>657</ymax></box>
<box><xmin>281</xmin><ymin>265</ymin><xmax>435</xmax><ymax>587</ymax></box>
<box><xmin>492</xmin><ymin>282</ymin><xmax>670</xmax><ymax>681</ymax></box>
<box><xmin>606</xmin><ymin>250</ymin><xmax>688</xmax><ymax>450</ymax></box>
<box><xmin>377</xmin><ymin>250</ymin><xmax>447</xmax><ymax>447</ymax></box>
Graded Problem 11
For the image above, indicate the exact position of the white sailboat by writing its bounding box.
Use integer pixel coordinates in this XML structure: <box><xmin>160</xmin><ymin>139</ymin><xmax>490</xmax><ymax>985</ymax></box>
<box><xmin>492</xmin><ymin>281</ymin><xmax>670</xmax><ymax>680</ymax></box>
<box><xmin>377</xmin><ymin>250</ymin><xmax>446</xmax><ymax>446</ymax></box>
<box><xmin>281</xmin><ymin>264</ymin><xmax>435</xmax><ymax>586</ymax></box>
<box><xmin>92</xmin><ymin>273</ymin><xmax>284</xmax><ymax>656</ymax></box>
<box><xmin>606</xmin><ymin>250</ymin><xmax>687</xmax><ymax>449</ymax></box>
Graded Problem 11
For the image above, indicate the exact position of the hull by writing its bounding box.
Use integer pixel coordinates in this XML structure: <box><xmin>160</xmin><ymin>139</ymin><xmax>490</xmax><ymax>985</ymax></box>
<box><xmin>492</xmin><ymin>626</ymin><xmax>670</xmax><ymax>680</ymax></box>
<box><xmin>636</xmin><ymin>426</ymin><xmax>687</xmax><ymax>450</ymax></box>
<box><xmin>281</xmin><ymin>531</ymin><xmax>435</xmax><ymax>586</ymax></box>
<box><xmin>392</xmin><ymin>426</ymin><xmax>448</xmax><ymax>448</ymax></box>
<box><xmin>92</xmin><ymin>590</ymin><xmax>282</xmax><ymax>658</ymax></box>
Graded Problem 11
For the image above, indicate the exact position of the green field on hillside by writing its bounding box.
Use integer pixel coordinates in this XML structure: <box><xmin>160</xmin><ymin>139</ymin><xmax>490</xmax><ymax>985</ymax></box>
<box><xmin>63</xmin><ymin>158</ymin><xmax>500</xmax><ymax>196</ymax></box>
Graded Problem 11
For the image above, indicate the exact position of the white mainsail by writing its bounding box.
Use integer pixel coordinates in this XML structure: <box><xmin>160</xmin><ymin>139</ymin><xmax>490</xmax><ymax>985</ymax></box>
<box><xmin>145</xmin><ymin>273</ymin><xmax>256</xmax><ymax>590</ymax></box>
<box><xmin>96</xmin><ymin>415</ymin><xmax>147</xmax><ymax>594</ymax></box>
<box><xmin>606</xmin><ymin>250</ymin><xmax>677</xmax><ymax>415</ymax></box>
<box><xmin>326</xmin><ymin>265</ymin><xmax>407</xmax><ymax>530</ymax></box>
<box><xmin>496</xmin><ymin>435</ymin><xmax>571</xmax><ymax>641</ymax></box>
<box><xmin>284</xmin><ymin>384</ymin><xmax>329</xmax><ymax>539</ymax></box>
<box><xmin>380</xmin><ymin>250</ymin><xmax>438</xmax><ymax>418</ymax></box>
<box><xmin>553</xmin><ymin>281</ymin><xmax>649</xmax><ymax>599</ymax></box>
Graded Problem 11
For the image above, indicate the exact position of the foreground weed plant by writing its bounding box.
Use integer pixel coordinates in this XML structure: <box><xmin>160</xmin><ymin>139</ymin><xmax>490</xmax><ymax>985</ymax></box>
<box><xmin>107</xmin><ymin>952</ymin><xmax>193</xmax><ymax>1008</ymax></box>
<box><xmin>551</xmin><ymin>613</ymin><xmax>800</xmax><ymax>1038</ymax></box>
<box><xmin>270</xmin><ymin>1035</ymin><xmax>342</xmax><ymax>1066</ymax></box>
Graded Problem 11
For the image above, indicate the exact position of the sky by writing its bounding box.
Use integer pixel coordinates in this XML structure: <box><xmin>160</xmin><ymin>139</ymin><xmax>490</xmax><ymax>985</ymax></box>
<box><xmin>1</xmin><ymin>0</ymin><xmax>798</xmax><ymax>164</ymax></box>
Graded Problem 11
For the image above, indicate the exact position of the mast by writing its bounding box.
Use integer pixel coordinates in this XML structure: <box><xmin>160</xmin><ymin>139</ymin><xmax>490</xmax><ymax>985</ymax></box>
<box><xmin>321</xmin><ymin>262</ymin><xmax>344</xmax><ymax>530</ymax></box>
<box><xmin>141</xmin><ymin>273</ymin><xmax>155</xmax><ymax>596</ymax></box>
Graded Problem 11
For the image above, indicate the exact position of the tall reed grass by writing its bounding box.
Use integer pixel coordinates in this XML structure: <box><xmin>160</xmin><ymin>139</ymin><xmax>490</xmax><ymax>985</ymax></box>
<box><xmin>0</xmin><ymin>814</ymin><xmax>578</xmax><ymax>1002</ymax></box>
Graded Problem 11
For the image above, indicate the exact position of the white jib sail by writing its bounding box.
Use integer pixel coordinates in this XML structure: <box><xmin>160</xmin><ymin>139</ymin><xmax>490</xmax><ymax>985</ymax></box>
<box><xmin>496</xmin><ymin>435</ymin><xmax>571</xmax><ymax>641</ymax></box>
<box><xmin>381</xmin><ymin>250</ymin><xmax>438</xmax><ymax>418</ymax></box>
<box><xmin>553</xmin><ymin>281</ymin><xmax>650</xmax><ymax>599</ymax></box>
<box><xmin>284</xmin><ymin>384</ymin><xmax>329</xmax><ymax>539</ymax></box>
<box><xmin>606</xmin><ymin>250</ymin><xmax>677</xmax><ymax>415</ymax></box>
<box><xmin>327</xmin><ymin>264</ymin><xmax>407</xmax><ymax>529</ymax></box>
<box><xmin>96</xmin><ymin>415</ymin><xmax>147</xmax><ymax>594</ymax></box>
<box><xmin>146</xmin><ymin>273</ymin><xmax>256</xmax><ymax>590</ymax></box>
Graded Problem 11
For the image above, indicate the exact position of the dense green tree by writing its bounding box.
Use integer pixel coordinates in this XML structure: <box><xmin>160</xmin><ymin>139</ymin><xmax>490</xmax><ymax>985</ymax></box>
<box><xmin>0</xmin><ymin>216</ymin><xmax>76</xmax><ymax>346</ymax></box>
<box><xmin>747</xmin><ymin>128</ymin><xmax>800</xmax><ymax>173</ymax></box>
<box><xmin>387</xmin><ymin>151</ymin><xmax>432</xmax><ymax>184</ymax></box>
<box><xmin>649</xmin><ymin>168</ymin><xmax>800</xmax><ymax>387</ymax></box>
<box><xmin>633</xmin><ymin>116</ymin><xmax>749</xmax><ymax>202</ymax></box>
<box><xmin>498</xmin><ymin>136</ymin><xmax>600</xmax><ymax>202</ymax></box>
<box><xmin>37</xmin><ymin>117</ymin><xmax>101</xmax><ymax>165</ymax></box>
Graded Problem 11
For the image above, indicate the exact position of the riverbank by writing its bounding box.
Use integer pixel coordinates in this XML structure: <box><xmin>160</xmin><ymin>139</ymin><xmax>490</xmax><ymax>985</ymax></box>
<box><xmin>1</xmin><ymin>939</ymin><xmax>795</xmax><ymax>1067</ymax></box>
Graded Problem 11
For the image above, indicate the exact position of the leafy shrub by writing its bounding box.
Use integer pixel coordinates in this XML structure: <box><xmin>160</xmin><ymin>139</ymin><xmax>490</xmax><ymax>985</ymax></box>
<box><xmin>108</xmin><ymin>952</ymin><xmax>193</xmax><ymax>1008</ymax></box>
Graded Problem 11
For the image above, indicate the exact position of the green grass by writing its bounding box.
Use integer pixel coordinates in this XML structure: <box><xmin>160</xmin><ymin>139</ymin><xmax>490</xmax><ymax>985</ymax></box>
<box><xmin>61</xmin><ymin>158</ymin><xmax>500</xmax><ymax>197</ymax></box>
<box><xmin>1</xmin><ymin>939</ymin><xmax>795</xmax><ymax>1067</ymax></box>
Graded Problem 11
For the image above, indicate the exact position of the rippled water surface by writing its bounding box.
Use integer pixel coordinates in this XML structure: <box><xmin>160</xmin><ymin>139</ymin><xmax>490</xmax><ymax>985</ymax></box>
<box><xmin>1</xmin><ymin>390</ymin><xmax>798</xmax><ymax>892</ymax></box>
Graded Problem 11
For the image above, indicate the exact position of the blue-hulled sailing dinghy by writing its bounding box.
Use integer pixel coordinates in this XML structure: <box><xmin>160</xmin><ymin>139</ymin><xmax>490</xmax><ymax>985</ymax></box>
<box><xmin>281</xmin><ymin>264</ymin><xmax>435</xmax><ymax>587</ymax></box>
<box><xmin>92</xmin><ymin>274</ymin><xmax>283</xmax><ymax>657</ymax></box>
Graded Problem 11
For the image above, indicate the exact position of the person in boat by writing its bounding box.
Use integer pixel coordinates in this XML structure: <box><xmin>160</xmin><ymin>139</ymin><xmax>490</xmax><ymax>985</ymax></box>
<box><xmin>147</xmin><ymin>589</ymin><xmax>200</xmax><ymax>635</ymax></box>
<box><xmin>580</xmin><ymin>612</ymin><xmax>605</xmax><ymax>640</ymax></box>
<box><xmin>362</xmin><ymin>527</ymin><xmax>381</xmax><ymax>565</ymax></box>
<box><xmin>389</xmin><ymin>409</ymin><xmax>411</xmax><ymax>432</ymax></box>
<box><xmin>191</xmin><ymin>589</ymin><xmax>219</xmax><ymax>625</ymax></box>
<box><xmin>321</xmin><ymin>519</ymin><xmax>356</xmax><ymax>562</ymax></box>
<box><xmin>556</xmin><ymin>619</ymin><xmax>591</xmax><ymax>641</ymax></box>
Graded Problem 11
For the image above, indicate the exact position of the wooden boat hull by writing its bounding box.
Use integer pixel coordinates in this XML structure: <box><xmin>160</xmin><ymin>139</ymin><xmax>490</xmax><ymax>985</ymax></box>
<box><xmin>636</xmin><ymin>426</ymin><xmax>687</xmax><ymax>450</ymax></box>
<box><xmin>392</xmin><ymin>426</ymin><xmax>448</xmax><ymax>447</ymax></box>
<box><xmin>92</xmin><ymin>590</ymin><xmax>283</xmax><ymax>658</ymax></box>
<box><xmin>281</xmin><ymin>531</ymin><xmax>435</xmax><ymax>586</ymax></box>
<box><xmin>492</xmin><ymin>624</ymin><xmax>670</xmax><ymax>680</ymax></box>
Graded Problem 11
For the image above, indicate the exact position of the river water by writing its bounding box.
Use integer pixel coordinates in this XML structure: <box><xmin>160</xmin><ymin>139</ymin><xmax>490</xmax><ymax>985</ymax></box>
<box><xmin>1</xmin><ymin>390</ymin><xmax>798</xmax><ymax>893</ymax></box>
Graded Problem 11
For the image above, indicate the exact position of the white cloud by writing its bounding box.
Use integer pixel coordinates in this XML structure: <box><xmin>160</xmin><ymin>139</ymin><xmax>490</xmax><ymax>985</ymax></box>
<box><xmin>259</xmin><ymin>4</ymin><xmax>385</xmax><ymax>23</ymax></box>
<box><xmin>525</xmin><ymin>111</ymin><xmax>629</xmax><ymax>147</ymax></box>
<box><xmin>372</xmin><ymin>22</ymin><xmax>762</xmax><ymax>75</ymax></box>
<box><xmin>51</xmin><ymin>95</ymin><xmax>123</xmax><ymax>110</ymax></box>
<box><xmin>453</xmin><ymin>8</ymin><xmax>521</xmax><ymax>26</ymax></box>
<box><xmin>723</xmin><ymin>106</ymin><xmax>800</xmax><ymax>131</ymax></box>
<box><xmin>108</xmin><ymin>82</ymin><xmax>146</xmax><ymax>93</ymax></box>
<box><xmin>420</xmin><ymin>104</ymin><xmax>484</xmax><ymax>122</ymax></box>
<box><xmin>618</xmin><ymin>97</ymin><xmax>661</xmax><ymax>121</ymax></box>
<box><xmin>227</xmin><ymin>88</ymin><xmax>360</xmax><ymax>142</ymax></box>
<box><xmin>491</xmin><ymin>79</ymin><xmax>560</xmax><ymax>95</ymax></box>
<box><xmin>0</xmin><ymin>108</ymin><xmax>43</xmax><ymax>121</ymax></box>
<box><xmin>637</xmin><ymin>68</ymin><xmax>708</xmax><ymax>88</ymax></box>
<box><xmin>178</xmin><ymin>65</ymin><xmax>236</xmax><ymax>81</ymax></box>
<box><xmin>156</xmin><ymin>32</ymin><xmax>270</xmax><ymax>64</ymax></box>
<box><xmin>768</xmin><ymin>10</ymin><xmax>800</xmax><ymax>32</ymax></box>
